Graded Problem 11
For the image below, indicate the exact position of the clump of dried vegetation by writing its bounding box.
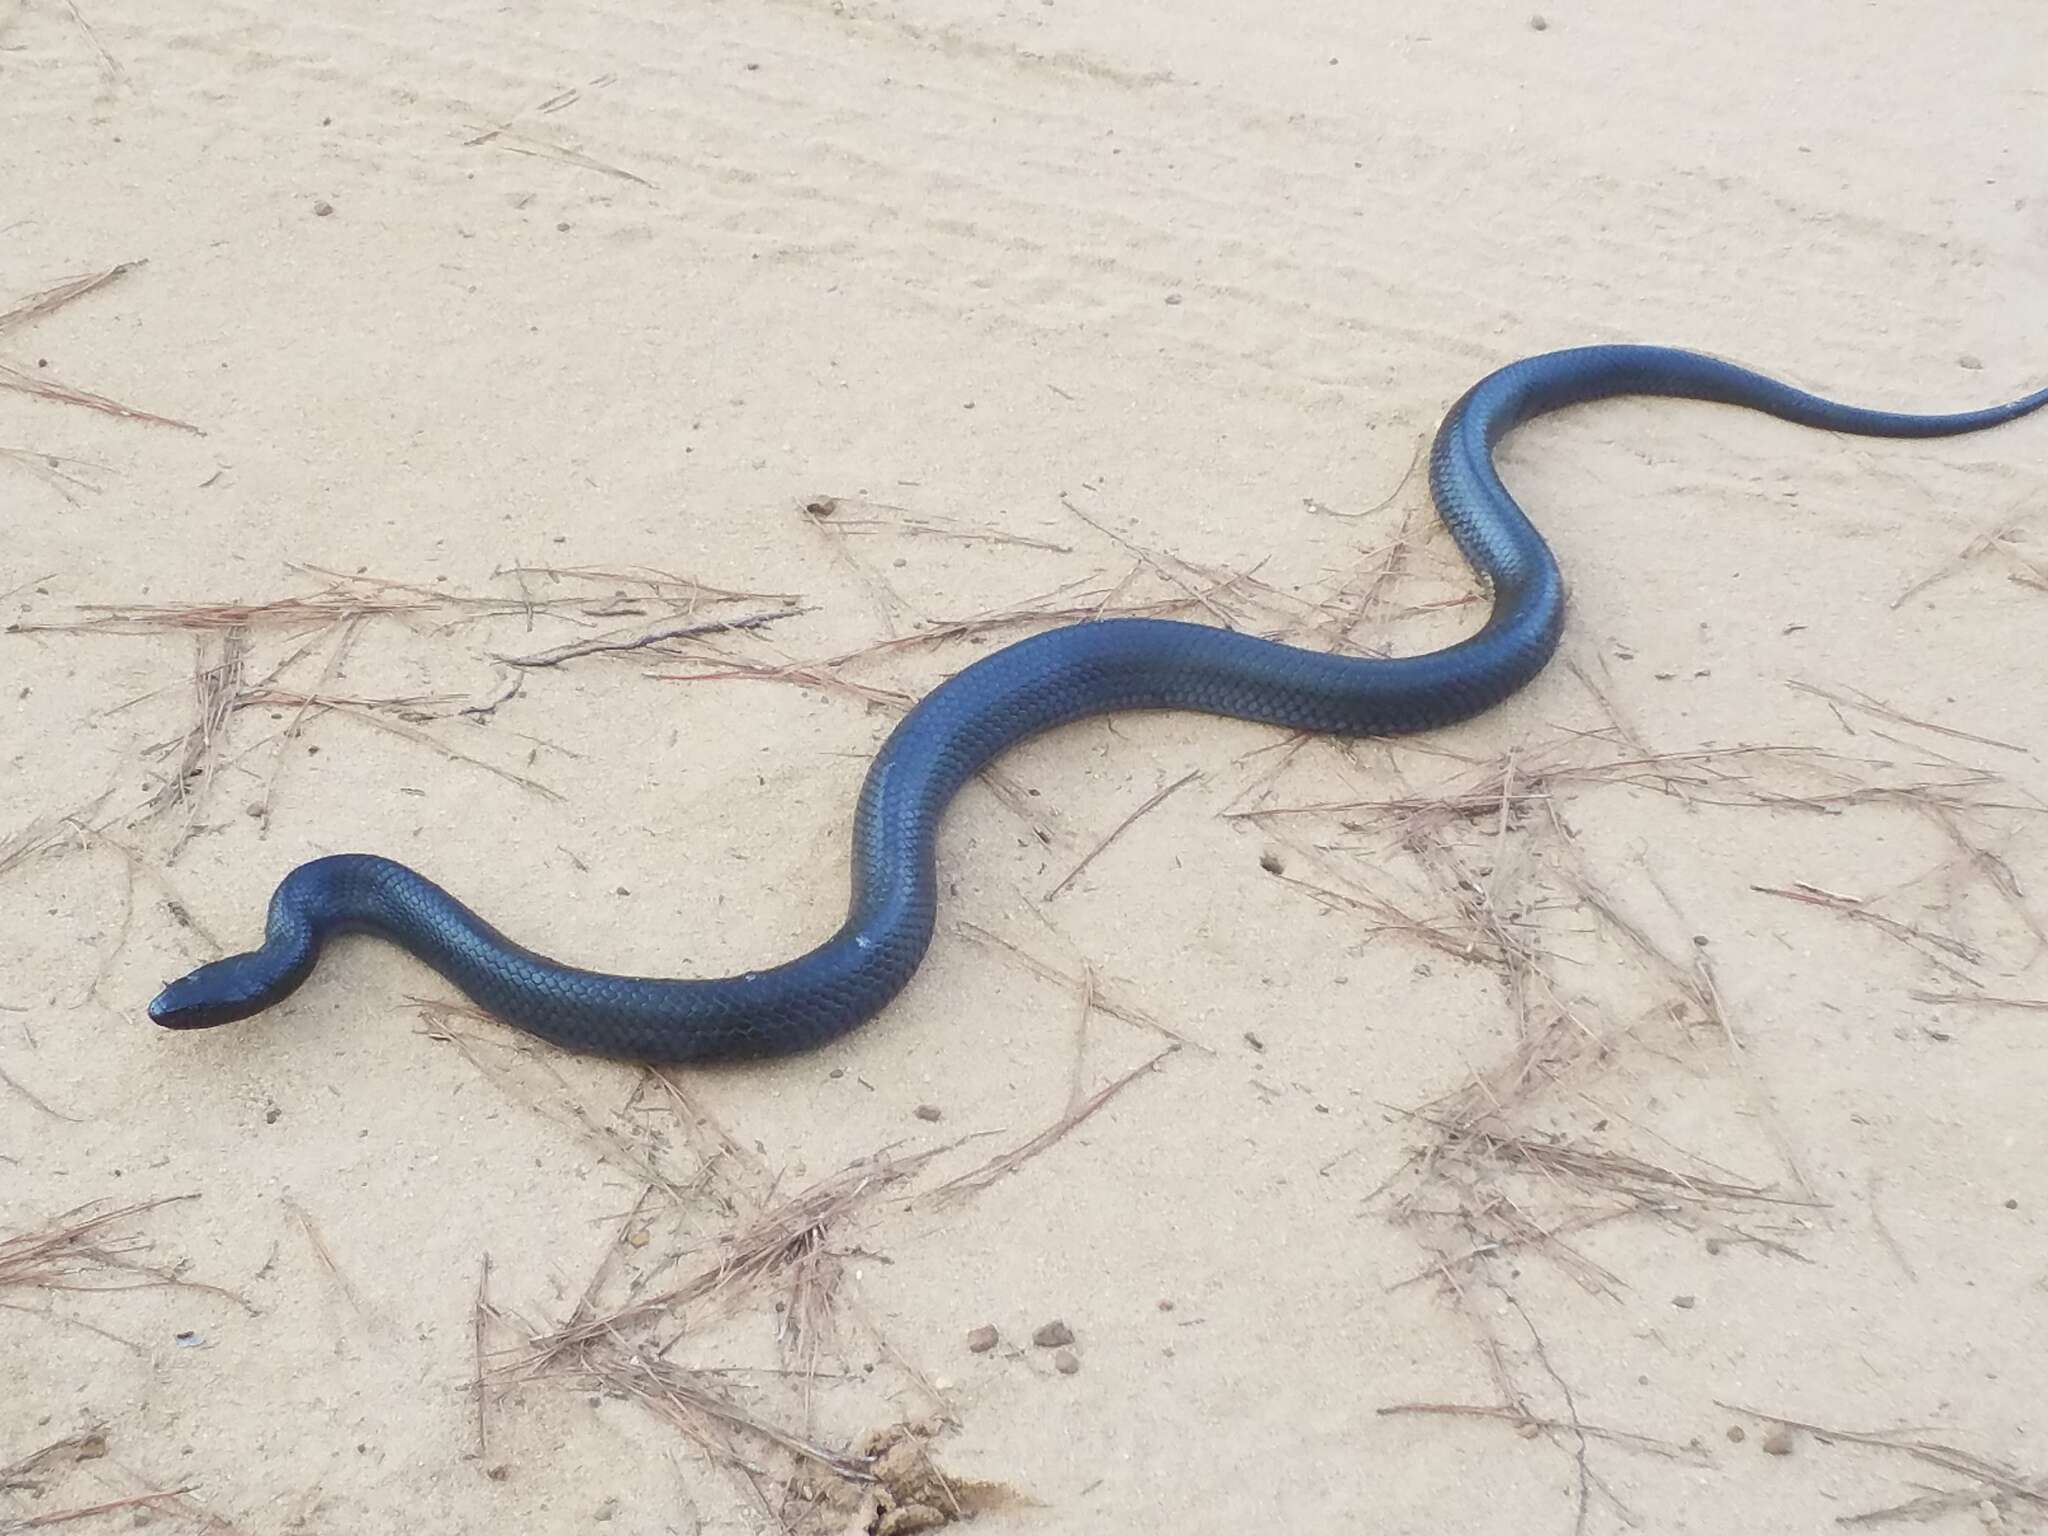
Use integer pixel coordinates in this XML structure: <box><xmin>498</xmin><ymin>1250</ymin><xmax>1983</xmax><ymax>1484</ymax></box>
<box><xmin>418</xmin><ymin>986</ymin><xmax>1165</xmax><ymax>1530</ymax></box>
<box><xmin>1217</xmin><ymin>637</ymin><xmax>2046</xmax><ymax>1529</ymax></box>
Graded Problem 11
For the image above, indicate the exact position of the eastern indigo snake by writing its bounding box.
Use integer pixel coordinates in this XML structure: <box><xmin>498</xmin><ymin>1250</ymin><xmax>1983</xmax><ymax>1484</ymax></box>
<box><xmin>149</xmin><ymin>345</ymin><xmax>2048</xmax><ymax>1060</ymax></box>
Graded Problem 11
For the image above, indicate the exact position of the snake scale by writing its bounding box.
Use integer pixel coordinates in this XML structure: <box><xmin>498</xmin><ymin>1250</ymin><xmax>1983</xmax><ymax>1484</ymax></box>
<box><xmin>148</xmin><ymin>344</ymin><xmax>2048</xmax><ymax>1060</ymax></box>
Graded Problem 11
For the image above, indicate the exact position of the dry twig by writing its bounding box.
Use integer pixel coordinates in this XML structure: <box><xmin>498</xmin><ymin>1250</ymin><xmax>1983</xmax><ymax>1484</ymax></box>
<box><xmin>0</xmin><ymin>359</ymin><xmax>199</xmax><ymax>433</ymax></box>
<box><xmin>1717</xmin><ymin>1402</ymin><xmax>2047</xmax><ymax>1512</ymax></box>
<box><xmin>498</xmin><ymin>606</ymin><xmax>808</xmax><ymax>668</ymax></box>
<box><xmin>923</xmin><ymin>1047</ymin><xmax>1175</xmax><ymax>1205</ymax></box>
<box><xmin>1788</xmin><ymin>678</ymin><xmax>2029</xmax><ymax>756</ymax></box>
<box><xmin>1044</xmin><ymin>770</ymin><xmax>1200</xmax><ymax>900</ymax></box>
<box><xmin>1373</xmin><ymin>1401</ymin><xmax>1705</xmax><ymax>1461</ymax></box>
<box><xmin>1909</xmin><ymin>990</ymin><xmax>2048</xmax><ymax>1012</ymax></box>
<box><xmin>0</xmin><ymin>1196</ymin><xmax>244</xmax><ymax>1311</ymax></box>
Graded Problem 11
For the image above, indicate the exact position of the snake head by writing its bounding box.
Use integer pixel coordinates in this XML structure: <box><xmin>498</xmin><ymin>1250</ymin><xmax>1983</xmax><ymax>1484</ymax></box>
<box><xmin>147</xmin><ymin>954</ymin><xmax>279</xmax><ymax>1030</ymax></box>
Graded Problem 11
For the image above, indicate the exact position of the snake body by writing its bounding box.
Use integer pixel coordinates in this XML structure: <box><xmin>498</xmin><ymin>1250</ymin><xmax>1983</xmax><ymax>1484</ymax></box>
<box><xmin>148</xmin><ymin>345</ymin><xmax>2048</xmax><ymax>1060</ymax></box>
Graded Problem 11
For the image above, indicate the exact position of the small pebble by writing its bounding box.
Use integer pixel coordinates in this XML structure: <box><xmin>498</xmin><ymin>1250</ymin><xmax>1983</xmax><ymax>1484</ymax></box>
<box><xmin>1516</xmin><ymin>1421</ymin><xmax>1541</xmax><ymax>1439</ymax></box>
<box><xmin>1033</xmin><ymin>1319</ymin><xmax>1074</xmax><ymax>1348</ymax></box>
<box><xmin>1156</xmin><ymin>1298</ymin><xmax>1175</xmax><ymax>1312</ymax></box>
<box><xmin>1053</xmin><ymin>1348</ymin><xmax>1080</xmax><ymax>1375</ymax></box>
<box><xmin>914</xmin><ymin>1104</ymin><xmax>943</xmax><ymax>1122</ymax></box>
<box><xmin>594</xmin><ymin>1499</ymin><xmax>617</xmax><ymax>1522</ymax></box>
<box><xmin>1761</xmin><ymin>1425</ymin><xmax>1794</xmax><ymax>1456</ymax></box>
<box><xmin>965</xmin><ymin>1324</ymin><xmax>998</xmax><ymax>1353</ymax></box>
<box><xmin>1529</xmin><ymin>13</ymin><xmax>1549</xmax><ymax>29</ymax></box>
<box><xmin>1978</xmin><ymin>1497</ymin><xmax>2003</xmax><ymax>1527</ymax></box>
<box><xmin>1672</xmin><ymin>1294</ymin><xmax>1696</xmax><ymax>1309</ymax></box>
<box><xmin>1164</xmin><ymin>293</ymin><xmax>1183</xmax><ymax>306</ymax></box>
<box><xmin>1959</xmin><ymin>354</ymin><xmax>1984</xmax><ymax>370</ymax></box>
<box><xmin>1726</xmin><ymin>1425</ymin><xmax>1746</xmax><ymax>1443</ymax></box>
<box><xmin>312</xmin><ymin>200</ymin><xmax>334</xmax><ymax>217</ymax></box>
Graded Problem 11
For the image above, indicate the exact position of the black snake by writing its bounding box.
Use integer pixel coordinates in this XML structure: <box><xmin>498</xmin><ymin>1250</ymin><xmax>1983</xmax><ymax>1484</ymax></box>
<box><xmin>148</xmin><ymin>345</ymin><xmax>2048</xmax><ymax>1060</ymax></box>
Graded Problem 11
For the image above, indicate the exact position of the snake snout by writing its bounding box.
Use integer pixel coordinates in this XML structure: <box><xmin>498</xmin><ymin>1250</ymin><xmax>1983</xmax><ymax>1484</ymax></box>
<box><xmin>147</xmin><ymin>958</ymin><xmax>275</xmax><ymax>1030</ymax></box>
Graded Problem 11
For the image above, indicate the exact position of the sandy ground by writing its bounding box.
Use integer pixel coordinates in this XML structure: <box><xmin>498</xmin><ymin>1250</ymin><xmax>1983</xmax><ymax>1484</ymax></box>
<box><xmin>4</xmin><ymin>2</ymin><xmax>2047</xmax><ymax>1532</ymax></box>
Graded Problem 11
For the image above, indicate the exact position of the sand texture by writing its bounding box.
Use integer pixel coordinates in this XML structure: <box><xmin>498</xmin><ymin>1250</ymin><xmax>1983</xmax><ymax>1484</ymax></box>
<box><xmin>4</xmin><ymin>1</ymin><xmax>2047</xmax><ymax>1532</ymax></box>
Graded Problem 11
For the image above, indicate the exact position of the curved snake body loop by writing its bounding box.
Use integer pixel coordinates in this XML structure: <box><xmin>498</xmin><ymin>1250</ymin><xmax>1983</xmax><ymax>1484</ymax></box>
<box><xmin>149</xmin><ymin>345</ymin><xmax>2048</xmax><ymax>1059</ymax></box>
